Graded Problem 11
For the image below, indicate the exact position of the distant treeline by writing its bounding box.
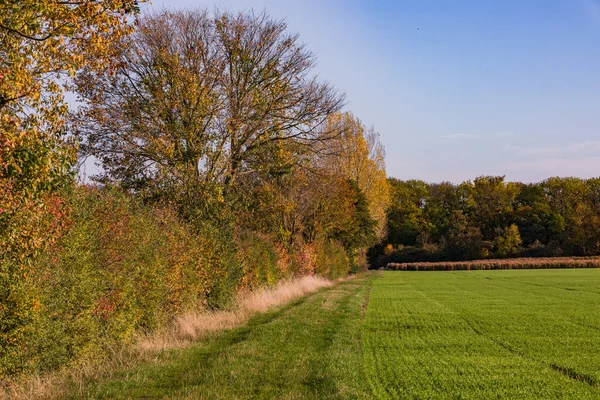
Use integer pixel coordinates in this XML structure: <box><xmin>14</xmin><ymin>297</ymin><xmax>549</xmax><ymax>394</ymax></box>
<box><xmin>369</xmin><ymin>176</ymin><xmax>600</xmax><ymax>267</ymax></box>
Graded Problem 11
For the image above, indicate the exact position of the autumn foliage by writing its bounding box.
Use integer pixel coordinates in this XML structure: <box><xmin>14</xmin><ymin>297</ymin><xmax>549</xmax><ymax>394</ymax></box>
<box><xmin>0</xmin><ymin>6</ymin><xmax>390</xmax><ymax>379</ymax></box>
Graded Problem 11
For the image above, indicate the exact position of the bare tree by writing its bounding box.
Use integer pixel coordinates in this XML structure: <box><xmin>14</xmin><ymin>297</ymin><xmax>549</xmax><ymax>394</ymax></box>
<box><xmin>75</xmin><ymin>9</ymin><xmax>345</xmax><ymax>205</ymax></box>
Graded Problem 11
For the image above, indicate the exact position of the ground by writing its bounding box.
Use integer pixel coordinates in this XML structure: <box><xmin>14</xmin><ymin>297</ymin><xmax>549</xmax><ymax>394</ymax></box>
<box><xmin>68</xmin><ymin>270</ymin><xmax>600</xmax><ymax>399</ymax></box>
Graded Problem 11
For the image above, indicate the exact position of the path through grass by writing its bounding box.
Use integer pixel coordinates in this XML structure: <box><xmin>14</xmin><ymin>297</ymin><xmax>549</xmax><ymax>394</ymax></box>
<box><xmin>67</xmin><ymin>276</ymin><xmax>374</xmax><ymax>399</ymax></box>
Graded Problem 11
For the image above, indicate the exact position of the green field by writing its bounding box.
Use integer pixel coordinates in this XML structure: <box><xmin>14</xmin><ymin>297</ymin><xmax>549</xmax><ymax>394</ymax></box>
<box><xmin>68</xmin><ymin>270</ymin><xmax>600</xmax><ymax>399</ymax></box>
<box><xmin>365</xmin><ymin>270</ymin><xmax>600</xmax><ymax>399</ymax></box>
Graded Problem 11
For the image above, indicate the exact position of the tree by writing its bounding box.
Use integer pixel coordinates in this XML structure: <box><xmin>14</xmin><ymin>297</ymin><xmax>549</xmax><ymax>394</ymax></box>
<box><xmin>0</xmin><ymin>0</ymin><xmax>143</xmax><ymax>376</ymax></box>
<box><xmin>386</xmin><ymin>179</ymin><xmax>430</xmax><ymax>246</ymax></box>
<box><xmin>75</xmin><ymin>9</ymin><xmax>345</xmax><ymax>218</ymax></box>
<box><xmin>514</xmin><ymin>183</ymin><xmax>563</xmax><ymax>247</ymax></box>
<box><xmin>464</xmin><ymin>176</ymin><xmax>518</xmax><ymax>240</ymax></box>
<box><xmin>442</xmin><ymin>210</ymin><xmax>484</xmax><ymax>260</ymax></box>
<box><xmin>494</xmin><ymin>224</ymin><xmax>522</xmax><ymax>257</ymax></box>
<box><xmin>424</xmin><ymin>181</ymin><xmax>463</xmax><ymax>242</ymax></box>
<box><xmin>542</xmin><ymin>177</ymin><xmax>594</xmax><ymax>254</ymax></box>
<box><xmin>330</xmin><ymin>180</ymin><xmax>377</xmax><ymax>251</ymax></box>
<box><xmin>1</xmin><ymin>0</ymin><xmax>145</xmax><ymax>253</ymax></box>
<box><xmin>317</xmin><ymin>112</ymin><xmax>390</xmax><ymax>239</ymax></box>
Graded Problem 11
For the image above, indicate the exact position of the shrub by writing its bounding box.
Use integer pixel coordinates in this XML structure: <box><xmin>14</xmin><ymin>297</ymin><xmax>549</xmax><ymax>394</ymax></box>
<box><xmin>236</xmin><ymin>230</ymin><xmax>280</xmax><ymax>290</ymax></box>
<box><xmin>1</xmin><ymin>185</ymin><xmax>353</xmax><ymax>379</ymax></box>
<box><xmin>1</xmin><ymin>186</ymin><xmax>223</xmax><ymax>377</ymax></box>
<box><xmin>314</xmin><ymin>238</ymin><xmax>350</xmax><ymax>278</ymax></box>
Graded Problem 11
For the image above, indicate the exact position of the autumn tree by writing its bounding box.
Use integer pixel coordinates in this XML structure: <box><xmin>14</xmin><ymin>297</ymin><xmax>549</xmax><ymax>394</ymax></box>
<box><xmin>317</xmin><ymin>112</ymin><xmax>390</xmax><ymax>240</ymax></box>
<box><xmin>1</xmin><ymin>0</ymin><xmax>144</xmax><ymax>254</ymax></box>
<box><xmin>494</xmin><ymin>224</ymin><xmax>522</xmax><ymax>257</ymax></box>
<box><xmin>75</xmin><ymin>9</ymin><xmax>345</xmax><ymax>220</ymax></box>
<box><xmin>0</xmin><ymin>0</ymin><xmax>143</xmax><ymax>376</ymax></box>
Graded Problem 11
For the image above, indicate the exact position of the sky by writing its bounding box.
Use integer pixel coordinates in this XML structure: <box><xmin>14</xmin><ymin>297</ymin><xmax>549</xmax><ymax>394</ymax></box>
<box><xmin>141</xmin><ymin>0</ymin><xmax>600</xmax><ymax>183</ymax></box>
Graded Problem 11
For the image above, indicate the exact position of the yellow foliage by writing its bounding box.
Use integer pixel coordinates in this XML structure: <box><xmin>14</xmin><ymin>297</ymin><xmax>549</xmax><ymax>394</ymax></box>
<box><xmin>0</xmin><ymin>1</ymin><xmax>145</xmax><ymax>378</ymax></box>
<box><xmin>1</xmin><ymin>0</ymin><xmax>145</xmax><ymax>256</ymax></box>
<box><xmin>320</xmin><ymin>112</ymin><xmax>391</xmax><ymax>239</ymax></box>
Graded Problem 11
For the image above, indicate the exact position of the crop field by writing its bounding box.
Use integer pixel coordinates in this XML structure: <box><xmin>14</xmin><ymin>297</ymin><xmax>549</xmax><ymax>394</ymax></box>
<box><xmin>62</xmin><ymin>270</ymin><xmax>600</xmax><ymax>399</ymax></box>
<box><xmin>387</xmin><ymin>256</ymin><xmax>600</xmax><ymax>271</ymax></box>
<box><xmin>364</xmin><ymin>270</ymin><xmax>600</xmax><ymax>399</ymax></box>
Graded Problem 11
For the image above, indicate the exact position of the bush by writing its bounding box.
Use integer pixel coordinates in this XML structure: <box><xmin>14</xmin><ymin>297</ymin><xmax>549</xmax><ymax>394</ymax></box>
<box><xmin>236</xmin><ymin>230</ymin><xmax>281</xmax><ymax>290</ymax></box>
<box><xmin>314</xmin><ymin>237</ymin><xmax>351</xmax><ymax>278</ymax></box>
<box><xmin>1</xmin><ymin>185</ymin><xmax>354</xmax><ymax>379</ymax></box>
<box><xmin>1</xmin><ymin>185</ymin><xmax>226</xmax><ymax>377</ymax></box>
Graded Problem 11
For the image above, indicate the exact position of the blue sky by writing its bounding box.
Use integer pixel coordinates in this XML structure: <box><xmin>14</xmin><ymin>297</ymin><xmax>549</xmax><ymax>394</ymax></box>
<box><xmin>143</xmin><ymin>0</ymin><xmax>600</xmax><ymax>183</ymax></box>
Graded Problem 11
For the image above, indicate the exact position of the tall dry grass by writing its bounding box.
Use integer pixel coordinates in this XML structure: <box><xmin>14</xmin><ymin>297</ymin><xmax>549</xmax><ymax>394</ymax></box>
<box><xmin>138</xmin><ymin>275</ymin><xmax>333</xmax><ymax>352</ymax></box>
<box><xmin>387</xmin><ymin>256</ymin><xmax>600</xmax><ymax>271</ymax></box>
<box><xmin>0</xmin><ymin>275</ymin><xmax>334</xmax><ymax>400</ymax></box>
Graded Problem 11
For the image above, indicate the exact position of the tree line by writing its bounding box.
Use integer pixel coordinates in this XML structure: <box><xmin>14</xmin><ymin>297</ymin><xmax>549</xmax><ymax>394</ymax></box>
<box><xmin>369</xmin><ymin>176</ymin><xmax>600</xmax><ymax>267</ymax></box>
<box><xmin>0</xmin><ymin>3</ymin><xmax>390</xmax><ymax>378</ymax></box>
<box><xmin>72</xmin><ymin>8</ymin><xmax>390</xmax><ymax>267</ymax></box>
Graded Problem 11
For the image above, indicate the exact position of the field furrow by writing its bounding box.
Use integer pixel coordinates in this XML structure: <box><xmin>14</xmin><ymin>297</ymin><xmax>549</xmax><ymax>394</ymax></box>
<box><xmin>363</xmin><ymin>270</ymin><xmax>600</xmax><ymax>399</ymax></box>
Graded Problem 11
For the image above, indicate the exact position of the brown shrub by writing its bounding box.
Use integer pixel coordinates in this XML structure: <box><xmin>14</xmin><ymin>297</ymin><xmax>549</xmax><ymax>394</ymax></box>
<box><xmin>387</xmin><ymin>256</ymin><xmax>600</xmax><ymax>271</ymax></box>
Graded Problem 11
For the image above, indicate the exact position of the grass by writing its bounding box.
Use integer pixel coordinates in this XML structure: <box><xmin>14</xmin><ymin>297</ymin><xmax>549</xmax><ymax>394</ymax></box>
<box><xmin>138</xmin><ymin>275</ymin><xmax>334</xmax><ymax>352</ymax></box>
<box><xmin>63</xmin><ymin>275</ymin><xmax>374</xmax><ymax>399</ymax></box>
<box><xmin>0</xmin><ymin>275</ymin><xmax>336</xmax><ymax>399</ymax></box>
<box><xmin>24</xmin><ymin>269</ymin><xmax>600</xmax><ymax>399</ymax></box>
<box><xmin>387</xmin><ymin>256</ymin><xmax>600</xmax><ymax>270</ymax></box>
<box><xmin>364</xmin><ymin>269</ymin><xmax>600</xmax><ymax>399</ymax></box>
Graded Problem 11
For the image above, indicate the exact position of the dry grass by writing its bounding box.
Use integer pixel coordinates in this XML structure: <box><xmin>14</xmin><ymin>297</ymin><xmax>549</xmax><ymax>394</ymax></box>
<box><xmin>0</xmin><ymin>275</ymin><xmax>334</xmax><ymax>400</ymax></box>
<box><xmin>387</xmin><ymin>256</ymin><xmax>600</xmax><ymax>271</ymax></box>
<box><xmin>138</xmin><ymin>275</ymin><xmax>333</xmax><ymax>352</ymax></box>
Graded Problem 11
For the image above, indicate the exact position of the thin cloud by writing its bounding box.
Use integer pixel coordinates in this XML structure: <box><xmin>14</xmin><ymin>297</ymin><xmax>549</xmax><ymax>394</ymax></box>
<box><xmin>510</xmin><ymin>140</ymin><xmax>600</xmax><ymax>158</ymax></box>
<box><xmin>505</xmin><ymin>156</ymin><xmax>600</xmax><ymax>180</ymax></box>
<box><xmin>441</xmin><ymin>133</ymin><xmax>481</xmax><ymax>139</ymax></box>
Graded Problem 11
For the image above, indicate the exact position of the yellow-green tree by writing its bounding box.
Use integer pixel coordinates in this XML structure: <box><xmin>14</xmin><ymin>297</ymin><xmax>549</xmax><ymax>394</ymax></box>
<box><xmin>495</xmin><ymin>224</ymin><xmax>522</xmax><ymax>257</ymax></box>
<box><xmin>319</xmin><ymin>112</ymin><xmax>391</xmax><ymax>240</ymax></box>
<box><xmin>1</xmin><ymin>0</ymin><xmax>144</xmax><ymax>254</ymax></box>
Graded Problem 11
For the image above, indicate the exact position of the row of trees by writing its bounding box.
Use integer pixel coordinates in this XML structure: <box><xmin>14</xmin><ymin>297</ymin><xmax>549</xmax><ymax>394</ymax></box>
<box><xmin>370</xmin><ymin>176</ymin><xmax>600</xmax><ymax>266</ymax></box>
<box><xmin>72</xmin><ymin>9</ymin><xmax>390</xmax><ymax>261</ymax></box>
<box><xmin>1</xmin><ymin>3</ymin><xmax>390</xmax><ymax>377</ymax></box>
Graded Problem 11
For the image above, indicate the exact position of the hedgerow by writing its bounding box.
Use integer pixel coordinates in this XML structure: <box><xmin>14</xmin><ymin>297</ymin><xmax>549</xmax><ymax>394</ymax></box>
<box><xmin>0</xmin><ymin>185</ymin><xmax>354</xmax><ymax>378</ymax></box>
<box><xmin>1</xmin><ymin>6</ymin><xmax>387</xmax><ymax>381</ymax></box>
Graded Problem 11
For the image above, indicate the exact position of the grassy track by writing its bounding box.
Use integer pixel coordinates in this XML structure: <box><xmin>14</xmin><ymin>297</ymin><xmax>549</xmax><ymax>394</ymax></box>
<box><xmin>66</xmin><ymin>276</ymin><xmax>374</xmax><ymax>399</ymax></box>
<box><xmin>67</xmin><ymin>270</ymin><xmax>600</xmax><ymax>399</ymax></box>
<box><xmin>364</xmin><ymin>270</ymin><xmax>600</xmax><ymax>399</ymax></box>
